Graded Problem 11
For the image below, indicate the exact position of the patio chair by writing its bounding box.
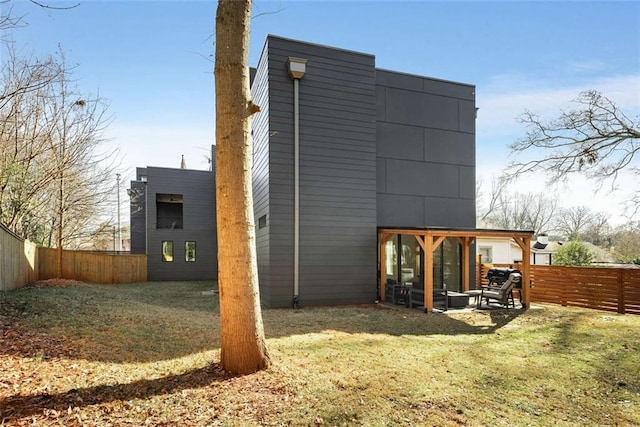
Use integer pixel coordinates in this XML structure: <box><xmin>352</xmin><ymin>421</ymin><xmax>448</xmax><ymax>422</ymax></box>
<box><xmin>385</xmin><ymin>278</ymin><xmax>408</xmax><ymax>305</ymax></box>
<box><xmin>477</xmin><ymin>272</ymin><xmax>522</xmax><ymax>309</ymax></box>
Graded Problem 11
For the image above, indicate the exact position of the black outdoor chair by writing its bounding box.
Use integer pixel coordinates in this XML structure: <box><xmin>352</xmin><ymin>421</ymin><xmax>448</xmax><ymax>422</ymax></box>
<box><xmin>477</xmin><ymin>272</ymin><xmax>522</xmax><ymax>309</ymax></box>
<box><xmin>385</xmin><ymin>278</ymin><xmax>409</xmax><ymax>305</ymax></box>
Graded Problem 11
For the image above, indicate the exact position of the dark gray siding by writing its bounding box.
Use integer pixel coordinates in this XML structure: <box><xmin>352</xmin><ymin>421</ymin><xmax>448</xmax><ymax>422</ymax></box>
<box><xmin>145</xmin><ymin>167</ymin><xmax>217</xmax><ymax>281</ymax></box>
<box><xmin>251</xmin><ymin>40</ymin><xmax>271</xmax><ymax>305</ymax></box>
<box><xmin>265</xmin><ymin>36</ymin><xmax>378</xmax><ymax>307</ymax></box>
<box><xmin>129</xmin><ymin>178</ymin><xmax>147</xmax><ymax>254</ymax></box>
<box><xmin>376</xmin><ymin>69</ymin><xmax>476</xmax><ymax>228</ymax></box>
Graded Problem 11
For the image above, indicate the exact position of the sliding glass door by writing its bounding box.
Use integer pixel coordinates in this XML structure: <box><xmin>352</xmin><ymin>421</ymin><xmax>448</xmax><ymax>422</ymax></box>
<box><xmin>382</xmin><ymin>234</ymin><xmax>461</xmax><ymax>290</ymax></box>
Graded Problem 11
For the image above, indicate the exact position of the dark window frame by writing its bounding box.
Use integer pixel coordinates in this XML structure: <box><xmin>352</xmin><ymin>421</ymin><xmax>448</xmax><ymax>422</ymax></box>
<box><xmin>185</xmin><ymin>241</ymin><xmax>196</xmax><ymax>262</ymax></box>
<box><xmin>162</xmin><ymin>240</ymin><xmax>174</xmax><ymax>262</ymax></box>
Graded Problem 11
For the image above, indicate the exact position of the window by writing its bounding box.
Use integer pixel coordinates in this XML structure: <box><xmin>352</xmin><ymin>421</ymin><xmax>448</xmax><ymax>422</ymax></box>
<box><xmin>479</xmin><ymin>246</ymin><xmax>493</xmax><ymax>263</ymax></box>
<box><xmin>185</xmin><ymin>241</ymin><xmax>196</xmax><ymax>262</ymax></box>
<box><xmin>258</xmin><ymin>214</ymin><xmax>267</xmax><ymax>229</ymax></box>
<box><xmin>162</xmin><ymin>241</ymin><xmax>174</xmax><ymax>262</ymax></box>
<box><xmin>156</xmin><ymin>193</ymin><xmax>183</xmax><ymax>229</ymax></box>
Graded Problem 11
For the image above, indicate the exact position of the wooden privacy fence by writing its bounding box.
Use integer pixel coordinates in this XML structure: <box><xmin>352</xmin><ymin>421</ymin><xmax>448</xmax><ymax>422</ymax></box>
<box><xmin>0</xmin><ymin>223</ymin><xmax>38</xmax><ymax>290</ymax></box>
<box><xmin>38</xmin><ymin>247</ymin><xmax>147</xmax><ymax>284</ymax></box>
<box><xmin>477</xmin><ymin>262</ymin><xmax>640</xmax><ymax>315</ymax></box>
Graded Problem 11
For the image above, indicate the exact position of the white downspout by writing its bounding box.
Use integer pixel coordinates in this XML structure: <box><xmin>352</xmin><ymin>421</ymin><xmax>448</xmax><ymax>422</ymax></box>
<box><xmin>288</xmin><ymin>57</ymin><xmax>307</xmax><ymax>309</ymax></box>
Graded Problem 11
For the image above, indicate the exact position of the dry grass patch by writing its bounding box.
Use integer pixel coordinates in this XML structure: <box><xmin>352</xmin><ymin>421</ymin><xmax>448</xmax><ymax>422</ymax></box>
<box><xmin>1</xmin><ymin>281</ymin><xmax>639</xmax><ymax>426</ymax></box>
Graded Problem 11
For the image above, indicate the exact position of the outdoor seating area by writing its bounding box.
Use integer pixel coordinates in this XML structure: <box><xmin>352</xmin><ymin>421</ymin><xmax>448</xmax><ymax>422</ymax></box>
<box><xmin>379</xmin><ymin>227</ymin><xmax>534</xmax><ymax>313</ymax></box>
<box><xmin>383</xmin><ymin>268</ymin><xmax>525</xmax><ymax>313</ymax></box>
<box><xmin>385</xmin><ymin>281</ymin><xmax>495</xmax><ymax>312</ymax></box>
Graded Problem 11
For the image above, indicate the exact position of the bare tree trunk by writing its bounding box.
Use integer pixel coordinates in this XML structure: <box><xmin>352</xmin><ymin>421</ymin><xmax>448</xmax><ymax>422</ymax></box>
<box><xmin>214</xmin><ymin>0</ymin><xmax>270</xmax><ymax>374</ymax></box>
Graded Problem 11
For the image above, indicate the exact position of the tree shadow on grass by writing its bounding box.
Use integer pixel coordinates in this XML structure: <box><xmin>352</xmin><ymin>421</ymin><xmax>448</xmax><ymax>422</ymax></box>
<box><xmin>262</xmin><ymin>303</ymin><xmax>525</xmax><ymax>339</ymax></box>
<box><xmin>0</xmin><ymin>363</ymin><xmax>230</xmax><ymax>422</ymax></box>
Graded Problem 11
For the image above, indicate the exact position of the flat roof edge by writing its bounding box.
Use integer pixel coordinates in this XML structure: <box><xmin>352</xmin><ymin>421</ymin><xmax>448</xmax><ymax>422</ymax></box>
<box><xmin>375</xmin><ymin>68</ymin><xmax>475</xmax><ymax>88</ymax></box>
<box><xmin>378</xmin><ymin>226</ymin><xmax>534</xmax><ymax>235</ymax></box>
<box><xmin>266</xmin><ymin>34</ymin><xmax>376</xmax><ymax>59</ymax></box>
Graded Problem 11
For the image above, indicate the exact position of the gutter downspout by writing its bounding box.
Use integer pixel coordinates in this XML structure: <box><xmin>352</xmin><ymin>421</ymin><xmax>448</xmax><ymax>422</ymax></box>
<box><xmin>287</xmin><ymin>57</ymin><xmax>307</xmax><ymax>309</ymax></box>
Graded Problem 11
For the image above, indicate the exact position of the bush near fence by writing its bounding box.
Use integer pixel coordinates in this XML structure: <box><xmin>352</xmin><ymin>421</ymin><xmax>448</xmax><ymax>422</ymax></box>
<box><xmin>478</xmin><ymin>262</ymin><xmax>640</xmax><ymax>315</ymax></box>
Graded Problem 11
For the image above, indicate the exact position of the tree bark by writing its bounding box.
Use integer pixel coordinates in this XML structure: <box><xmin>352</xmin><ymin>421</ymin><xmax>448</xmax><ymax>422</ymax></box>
<box><xmin>214</xmin><ymin>0</ymin><xmax>270</xmax><ymax>374</ymax></box>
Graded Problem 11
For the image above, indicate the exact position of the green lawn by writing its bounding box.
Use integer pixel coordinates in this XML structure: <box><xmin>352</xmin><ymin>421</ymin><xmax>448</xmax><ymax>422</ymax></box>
<box><xmin>1</xmin><ymin>281</ymin><xmax>638</xmax><ymax>426</ymax></box>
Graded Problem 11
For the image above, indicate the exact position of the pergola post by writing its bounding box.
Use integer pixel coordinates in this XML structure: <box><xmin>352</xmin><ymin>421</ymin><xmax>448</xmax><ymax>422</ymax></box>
<box><xmin>513</xmin><ymin>236</ymin><xmax>532</xmax><ymax>308</ymax></box>
<box><xmin>521</xmin><ymin>236</ymin><xmax>531</xmax><ymax>308</ymax></box>
<box><xmin>379</xmin><ymin>233</ymin><xmax>391</xmax><ymax>302</ymax></box>
<box><xmin>424</xmin><ymin>234</ymin><xmax>434</xmax><ymax>313</ymax></box>
<box><xmin>459</xmin><ymin>237</ymin><xmax>474</xmax><ymax>292</ymax></box>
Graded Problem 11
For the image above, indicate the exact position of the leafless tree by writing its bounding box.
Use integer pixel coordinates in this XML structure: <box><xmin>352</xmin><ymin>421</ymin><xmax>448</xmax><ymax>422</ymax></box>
<box><xmin>0</xmin><ymin>49</ymin><xmax>117</xmax><ymax>256</ymax></box>
<box><xmin>552</xmin><ymin>206</ymin><xmax>599</xmax><ymax>240</ymax></box>
<box><xmin>612</xmin><ymin>221</ymin><xmax>640</xmax><ymax>263</ymax></box>
<box><xmin>476</xmin><ymin>175</ymin><xmax>509</xmax><ymax>223</ymax></box>
<box><xmin>214</xmin><ymin>0</ymin><xmax>271</xmax><ymax>374</ymax></box>
<box><xmin>484</xmin><ymin>191</ymin><xmax>558</xmax><ymax>235</ymax></box>
<box><xmin>580</xmin><ymin>212</ymin><xmax>612</xmax><ymax>247</ymax></box>
<box><xmin>506</xmin><ymin>90</ymin><xmax>640</xmax><ymax>217</ymax></box>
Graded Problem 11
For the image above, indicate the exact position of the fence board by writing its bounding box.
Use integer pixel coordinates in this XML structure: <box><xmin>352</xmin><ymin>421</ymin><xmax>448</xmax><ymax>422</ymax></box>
<box><xmin>477</xmin><ymin>261</ymin><xmax>640</xmax><ymax>315</ymax></box>
<box><xmin>0</xmin><ymin>223</ymin><xmax>38</xmax><ymax>290</ymax></box>
<box><xmin>38</xmin><ymin>247</ymin><xmax>147</xmax><ymax>284</ymax></box>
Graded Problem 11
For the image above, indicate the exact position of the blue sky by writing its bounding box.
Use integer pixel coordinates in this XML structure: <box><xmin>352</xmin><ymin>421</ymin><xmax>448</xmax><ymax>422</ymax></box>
<box><xmin>4</xmin><ymin>0</ymin><xmax>640</xmax><ymax>224</ymax></box>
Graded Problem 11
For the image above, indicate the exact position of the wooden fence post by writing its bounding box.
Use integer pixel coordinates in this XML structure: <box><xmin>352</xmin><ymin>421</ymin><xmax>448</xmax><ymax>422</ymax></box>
<box><xmin>560</xmin><ymin>266</ymin><xmax>567</xmax><ymax>307</ymax></box>
<box><xmin>618</xmin><ymin>269</ymin><xmax>625</xmax><ymax>314</ymax></box>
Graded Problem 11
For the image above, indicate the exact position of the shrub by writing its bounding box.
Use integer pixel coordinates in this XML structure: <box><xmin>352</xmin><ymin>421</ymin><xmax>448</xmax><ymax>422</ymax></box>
<box><xmin>553</xmin><ymin>240</ymin><xmax>594</xmax><ymax>266</ymax></box>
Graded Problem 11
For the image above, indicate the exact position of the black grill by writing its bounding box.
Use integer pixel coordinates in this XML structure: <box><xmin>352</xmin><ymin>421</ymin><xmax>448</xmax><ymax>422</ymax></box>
<box><xmin>486</xmin><ymin>267</ymin><xmax>522</xmax><ymax>287</ymax></box>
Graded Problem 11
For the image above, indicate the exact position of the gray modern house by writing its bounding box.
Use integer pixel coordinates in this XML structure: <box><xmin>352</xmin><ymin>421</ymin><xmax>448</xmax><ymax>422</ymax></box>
<box><xmin>129</xmin><ymin>163</ymin><xmax>217</xmax><ymax>281</ymax></box>
<box><xmin>130</xmin><ymin>35</ymin><xmax>476</xmax><ymax>308</ymax></box>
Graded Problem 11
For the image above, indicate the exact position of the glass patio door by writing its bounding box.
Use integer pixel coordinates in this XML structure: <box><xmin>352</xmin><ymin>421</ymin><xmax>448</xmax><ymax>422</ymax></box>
<box><xmin>433</xmin><ymin>237</ymin><xmax>461</xmax><ymax>292</ymax></box>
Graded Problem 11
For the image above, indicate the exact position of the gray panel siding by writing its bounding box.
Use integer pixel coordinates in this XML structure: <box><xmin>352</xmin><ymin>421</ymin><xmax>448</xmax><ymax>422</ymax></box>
<box><xmin>424</xmin><ymin>129</ymin><xmax>475</xmax><ymax>166</ymax></box>
<box><xmin>384</xmin><ymin>159</ymin><xmax>460</xmax><ymax>198</ymax></box>
<box><xmin>424</xmin><ymin>197</ymin><xmax>476</xmax><ymax>227</ymax></box>
<box><xmin>145</xmin><ymin>167</ymin><xmax>217</xmax><ymax>281</ymax></box>
<box><xmin>251</xmin><ymin>39</ymin><xmax>271</xmax><ymax>305</ymax></box>
<box><xmin>376</xmin><ymin>123</ymin><xmax>423</xmax><ymax>160</ymax></box>
<box><xmin>265</xmin><ymin>36</ymin><xmax>378</xmax><ymax>307</ymax></box>
<box><xmin>376</xmin><ymin>69</ymin><xmax>476</xmax><ymax>228</ymax></box>
<box><xmin>385</xmin><ymin>88</ymin><xmax>459</xmax><ymax>131</ymax></box>
<box><xmin>129</xmin><ymin>180</ymin><xmax>147</xmax><ymax>254</ymax></box>
<box><xmin>376</xmin><ymin>69</ymin><xmax>475</xmax><ymax>101</ymax></box>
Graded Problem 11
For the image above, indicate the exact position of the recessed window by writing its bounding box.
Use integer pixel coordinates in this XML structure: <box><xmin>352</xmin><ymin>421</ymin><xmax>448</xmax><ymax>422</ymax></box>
<box><xmin>258</xmin><ymin>214</ymin><xmax>267</xmax><ymax>229</ymax></box>
<box><xmin>185</xmin><ymin>241</ymin><xmax>196</xmax><ymax>262</ymax></box>
<box><xmin>162</xmin><ymin>241</ymin><xmax>174</xmax><ymax>262</ymax></box>
<box><xmin>156</xmin><ymin>193</ymin><xmax>183</xmax><ymax>229</ymax></box>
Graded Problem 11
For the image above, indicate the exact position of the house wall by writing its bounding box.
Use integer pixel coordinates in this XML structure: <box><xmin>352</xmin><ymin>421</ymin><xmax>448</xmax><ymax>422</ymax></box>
<box><xmin>260</xmin><ymin>36</ymin><xmax>378</xmax><ymax>307</ymax></box>
<box><xmin>375</xmin><ymin>70</ymin><xmax>477</xmax><ymax>285</ymax></box>
<box><xmin>251</xmin><ymin>39</ymin><xmax>271</xmax><ymax>305</ymax></box>
<box><xmin>144</xmin><ymin>167</ymin><xmax>217</xmax><ymax>281</ymax></box>
<box><xmin>477</xmin><ymin>238</ymin><xmax>520</xmax><ymax>265</ymax></box>
<box><xmin>375</xmin><ymin>70</ymin><xmax>476</xmax><ymax>227</ymax></box>
<box><xmin>129</xmin><ymin>168</ymin><xmax>147</xmax><ymax>255</ymax></box>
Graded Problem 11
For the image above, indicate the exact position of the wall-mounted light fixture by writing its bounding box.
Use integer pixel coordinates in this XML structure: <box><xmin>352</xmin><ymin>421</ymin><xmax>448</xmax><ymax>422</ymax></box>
<box><xmin>287</xmin><ymin>57</ymin><xmax>307</xmax><ymax>79</ymax></box>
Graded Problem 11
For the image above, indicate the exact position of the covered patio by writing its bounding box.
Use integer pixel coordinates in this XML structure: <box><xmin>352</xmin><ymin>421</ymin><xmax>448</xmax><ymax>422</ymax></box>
<box><xmin>378</xmin><ymin>227</ymin><xmax>534</xmax><ymax>312</ymax></box>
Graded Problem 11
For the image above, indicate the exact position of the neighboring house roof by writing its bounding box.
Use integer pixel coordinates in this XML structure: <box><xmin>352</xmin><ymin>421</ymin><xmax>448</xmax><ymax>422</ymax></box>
<box><xmin>530</xmin><ymin>240</ymin><xmax>621</xmax><ymax>264</ymax></box>
<box><xmin>533</xmin><ymin>241</ymin><xmax>548</xmax><ymax>250</ymax></box>
<box><xmin>477</xmin><ymin>236</ymin><xmax>623</xmax><ymax>264</ymax></box>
